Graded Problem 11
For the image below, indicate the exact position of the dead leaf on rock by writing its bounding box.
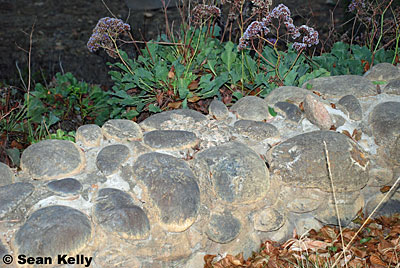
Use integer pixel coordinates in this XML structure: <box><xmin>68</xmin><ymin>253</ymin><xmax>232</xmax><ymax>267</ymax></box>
<box><xmin>168</xmin><ymin>101</ymin><xmax>182</xmax><ymax>109</ymax></box>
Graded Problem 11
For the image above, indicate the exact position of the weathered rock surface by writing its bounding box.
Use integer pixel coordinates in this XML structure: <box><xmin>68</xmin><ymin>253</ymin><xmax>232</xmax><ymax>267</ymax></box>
<box><xmin>230</xmin><ymin>96</ymin><xmax>271</xmax><ymax>121</ymax></box>
<box><xmin>209</xmin><ymin>99</ymin><xmax>229</xmax><ymax>120</ymax></box>
<box><xmin>76</xmin><ymin>124</ymin><xmax>102</xmax><ymax>147</ymax></box>
<box><xmin>364</xmin><ymin>62</ymin><xmax>400</xmax><ymax>82</ymax></box>
<box><xmin>102</xmin><ymin>119</ymin><xmax>143</xmax><ymax>142</ymax></box>
<box><xmin>233</xmin><ymin>120</ymin><xmax>279</xmax><ymax>141</ymax></box>
<box><xmin>195</xmin><ymin>141</ymin><xmax>269</xmax><ymax>205</ymax></box>
<box><xmin>337</xmin><ymin>94</ymin><xmax>362</xmax><ymax>121</ymax></box>
<box><xmin>267</xmin><ymin>131</ymin><xmax>369</xmax><ymax>192</ymax></box>
<box><xmin>143</xmin><ymin>130</ymin><xmax>199</xmax><ymax>150</ymax></box>
<box><xmin>96</xmin><ymin>144</ymin><xmax>130</xmax><ymax>175</ymax></box>
<box><xmin>302</xmin><ymin>75</ymin><xmax>376</xmax><ymax>98</ymax></box>
<box><xmin>94</xmin><ymin>188</ymin><xmax>150</xmax><ymax>239</ymax></box>
<box><xmin>140</xmin><ymin>109</ymin><xmax>208</xmax><ymax>131</ymax></box>
<box><xmin>2</xmin><ymin>69</ymin><xmax>400</xmax><ymax>267</ymax></box>
<box><xmin>206</xmin><ymin>211</ymin><xmax>241</xmax><ymax>243</ymax></box>
<box><xmin>47</xmin><ymin>177</ymin><xmax>82</xmax><ymax>195</ymax></box>
<box><xmin>132</xmin><ymin>152</ymin><xmax>200</xmax><ymax>232</ymax></box>
<box><xmin>0</xmin><ymin>161</ymin><xmax>14</xmax><ymax>186</ymax></box>
<box><xmin>13</xmin><ymin>205</ymin><xmax>92</xmax><ymax>258</ymax></box>
<box><xmin>303</xmin><ymin>94</ymin><xmax>333</xmax><ymax>130</ymax></box>
<box><xmin>369</xmin><ymin>101</ymin><xmax>400</xmax><ymax>146</ymax></box>
<box><xmin>274</xmin><ymin>101</ymin><xmax>303</xmax><ymax>123</ymax></box>
<box><xmin>21</xmin><ymin>139</ymin><xmax>85</xmax><ymax>180</ymax></box>
<box><xmin>264</xmin><ymin>86</ymin><xmax>311</xmax><ymax>105</ymax></box>
<box><xmin>0</xmin><ymin>182</ymin><xmax>34</xmax><ymax>219</ymax></box>
<box><xmin>384</xmin><ymin>79</ymin><xmax>400</xmax><ymax>95</ymax></box>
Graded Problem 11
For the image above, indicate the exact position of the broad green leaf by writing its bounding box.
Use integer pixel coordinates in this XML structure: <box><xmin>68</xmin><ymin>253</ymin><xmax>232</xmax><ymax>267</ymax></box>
<box><xmin>347</xmin><ymin>59</ymin><xmax>364</xmax><ymax>75</ymax></box>
<box><xmin>283</xmin><ymin>70</ymin><xmax>298</xmax><ymax>86</ymax></box>
<box><xmin>331</xmin><ymin>42</ymin><xmax>350</xmax><ymax>59</ymax></box>
<box><xmin>221</xmin><ymin>41</ymin><xmax>237</xmax><ymax>72</ymax></box>
<box><xmin>268</xmin><ymin>106</ymin><xmax>277</xmax><ymax>116</ymax></box>
<box><xmin>374</xmin><ymin>48</ymin><xmax>389</xmax><ymax>63</ymax></box>
<box><xmin>121</xmin><ymin>73</ymin><xmax>135</xmax><ymax>82</ymax></box>
<box><xmin>5</xmin><ymin>148</ymin><xmax>20</xmax><ymax>167</ymax></box>
<box><xmin>230</xmin><ymin>69</ymin><xmax>242</xmax><ymax>84</ymax></box>
<box><xmin>206</xmin><ymin>60</ymin><xmax>217</xmax><ymax>74</ymax></box>
<box><xmin>108</xmin><ymin>71</ymin><xmax>122</xmax><ymax>80</ymax></box>
<box><xmin>110</xmin><ymin>107</ymin><xmax>123</xmax><ymax>117</ymax></box>
<box><xmin>298</xmin><ymin>68</ymin><xmax>330</xmax><ymax>87</ymax></box>
<box><xmin>118</xmin><ymin>50</ymin><xmax>129</xmax><ymax>62</ymax></box>
<box><xmin>262</xmin><ymin>46</ymin><xmax>278</xmax><ymax>66</ymax></box>
<box><xmin>351</xmin><ymin>45</ymin><xmax>372</xmax><ymax>61</ymax></box>
<box><xmin>154</xmin><ymin>63</ymin><xmax>169</xmax><ymax>82</ymax></box>
<box><xmin>135</xmin><ymin>68</ymin><xmax>154</xmax><ymax>82</ymax></box>
<box><xmin>178</xmin><ymin>79</ymin><xmax>190</xmax><ymax>99</ymax></box>
<box><xmin>182</xmin><ymin>97</ymin><xmax>188</xmax><ymax>108</ymax></box>
<box><xmin>47</xmin><ymin>113</ymin><xmax>60</xmax><ymax>127</ymax></box>
<box><xmin>372</xmin><ymin>80</ymin><xmax>387</xmax><ymax>85</ymax></box>
<box><xmin>148</xmin><ymin>104</ymin><xmax>162</xmax><ymax>113</ymax></box>
<box><xmin>244</xmin><ymin>54</ymin><xmax>257</xmax><ymax>76</ymax></box>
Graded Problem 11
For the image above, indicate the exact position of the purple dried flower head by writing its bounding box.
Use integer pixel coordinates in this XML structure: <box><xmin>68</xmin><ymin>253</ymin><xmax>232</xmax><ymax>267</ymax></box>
<box><xmin>251</xmin><ymin>0</ymin><xmax>272</xmax><ymax>16</ymax></box>
<box><xmin>239</xmin><ymin>4</ymin><xmax>319</xmax><ymax>52</ymax></box>
<box><xmin>348</xmin><ymin>0</ymin><xmax>365</xmax><ymax>12</ymax></box>
<box><xmin>270</xmin><ymin>4</ymin><xmax>291</xmax><ymax>21</ymax></box>
<box><xmin>87</xmin><ymin>17</ymin><xmax>130</xmax><ymax>58</ymax></box>
<box><xmin>284</xmin><ymin>17</ymin><xmax>300</xmax><ymax>38</ymax></box>
<box><xmin>191</xmin><ymin>4</ymin><xmax>221</xmax><ymax>26</ymax></box>
<box><xmin>238</xmin><ymin>21</ymin><xmax>266</xmax><ymax>50</ymax></box>
<box><xmin>239</xmin><ymin>4</ymin><xmax>293</xmax><ymax>51</ymax></box>
<box><xmin>292</xmin><ymin>42</ymin><xmax>307</xmax><ymax>51</ymax></box>
<box><xmin>291</xmin><ymin>25</ymin><xmax>319</xmax><ymax>52</ymax></box>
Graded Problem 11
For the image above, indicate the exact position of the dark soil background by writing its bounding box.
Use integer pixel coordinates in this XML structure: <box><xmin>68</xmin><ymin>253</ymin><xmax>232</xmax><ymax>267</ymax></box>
<box><xmin>0</xmin><ymin>0</ymin><xmax>348</xmax><ymax>87</ymax></box>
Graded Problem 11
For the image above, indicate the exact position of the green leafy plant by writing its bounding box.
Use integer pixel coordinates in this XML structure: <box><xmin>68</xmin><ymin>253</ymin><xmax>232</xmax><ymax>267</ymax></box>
<box><xmin>311</xmin><ymin>41</ymin><xmax>396</xmax><ymax>75</ymax></box>
<box><xmin>25</xmin><ymin>72</ymin><xmax>111</xmax><ymax>129</ymax></box>
<box><xmin>86</xmin><ymin>2</ymin><xmax>398</xmax><ymax>120</ymax></box>
<box><xmin>30</xmin><ymin>129</ymin><xmax>76</xmax><ymax>144</ymax></box>
<box><xmin>88</xmin><ymin>5</ymin><xmax>327</xmax><ymax>119</ymax></box>
<box><xmin>104</xmin><ymin>24</ymin><xmax>261</xmax><ymax>117</ymax></box>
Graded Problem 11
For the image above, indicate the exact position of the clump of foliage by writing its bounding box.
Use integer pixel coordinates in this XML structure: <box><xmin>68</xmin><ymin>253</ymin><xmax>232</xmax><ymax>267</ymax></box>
<box><xmin>25</xmin><ymin>72</ymin><xmax>111</xmax><ymax>131</ymax></box>
<box><xmin>311</xmin><ymin>41</ymin><xmax>396</xmax><ymax>76</ymax></box>
<box><xmin>87</xmin><ymin>2</ymin><xmax>328</xmax><ymax>119</ymax></box>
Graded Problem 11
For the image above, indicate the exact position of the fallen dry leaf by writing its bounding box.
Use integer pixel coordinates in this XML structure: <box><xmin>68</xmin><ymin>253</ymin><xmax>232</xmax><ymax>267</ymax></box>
<box><xmin>369</xmin><ymin>254</ymin><xmax>386</xmax><ymax>266</ymax></box>
<box><xmin>167</xmin><ymin>101</ymin><xmax>182</xmax><ymax>109</ymax></box>
<box><xmin>342</xmin><ymin>129</ymin><xmax>352</xmax><ymax>139</ymax></box>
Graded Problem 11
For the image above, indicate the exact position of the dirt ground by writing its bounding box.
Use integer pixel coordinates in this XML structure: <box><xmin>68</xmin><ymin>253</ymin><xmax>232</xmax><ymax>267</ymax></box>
<box><xmin>0</xmin><ymin>0</ymin><xmax>348</xmax><ymax>87</ymax></box>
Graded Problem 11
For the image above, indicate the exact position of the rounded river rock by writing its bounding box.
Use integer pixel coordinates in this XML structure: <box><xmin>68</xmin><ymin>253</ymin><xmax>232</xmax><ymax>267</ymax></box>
<box><xmin>267</xmin><ymin>131</ymin><xmax>369</xmax><ymax>192</ymax></box>
<box><xmin>206</xmin><ymin>211</ymin><xmax>241</xmax><ymax>244</ymax></box>
<box><xmin>96</xmin><ymin>144</ymin><xmax>130</xmax><ymax>175</ymax></box>
<box><xmin>132</xmin><ymin>152</ymin><xmax>200</xmax><ymax>232</ymax></box>
<box><xmin>21</xmin><ymin>139</ymin><xmax>85</xmax><ymax>180</ymax></box>
<box><xmin>143</xmin><ymin>130</ymin><xmax>199</xmax><ymax>150</ymax></box>
<box><xmin>195</xmin><ymin>141</ymin><xmax>269</xmax><ymax>204</ymax></box>
<box><xmin>13</xmin><ymin>205</ymin><xmax>92</xmax><ymax>258</ymax></box>
<box><xmin>94</xmin><ymin>188</ymin><xmax>150</xmax><ymax>240</ymax></box>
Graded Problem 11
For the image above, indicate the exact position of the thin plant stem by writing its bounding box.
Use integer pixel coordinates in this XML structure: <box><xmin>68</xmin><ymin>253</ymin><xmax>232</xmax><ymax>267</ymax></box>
<box><xmin>101</xmin><ymin>0</ymin><xmax>117</xmax><ymax>18</ymax></box>
<box><xmin>372</xmin><ymin>0</ymin><xmax>394</xmax><ymax>64</ymax></box>
<box><xmin>323</xmin><ymin>141</ymin><xmax>348</xmax><ymax>268</ymax></box>
<box><xmin>27</xmin><ymin>22</ymin><xmax>34</xmax><ymax>105</ymax></box>
<box><xmin>109</xmin><ymin>31</ymin><xmax>134</xmax><ymax>74</ymax></box>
